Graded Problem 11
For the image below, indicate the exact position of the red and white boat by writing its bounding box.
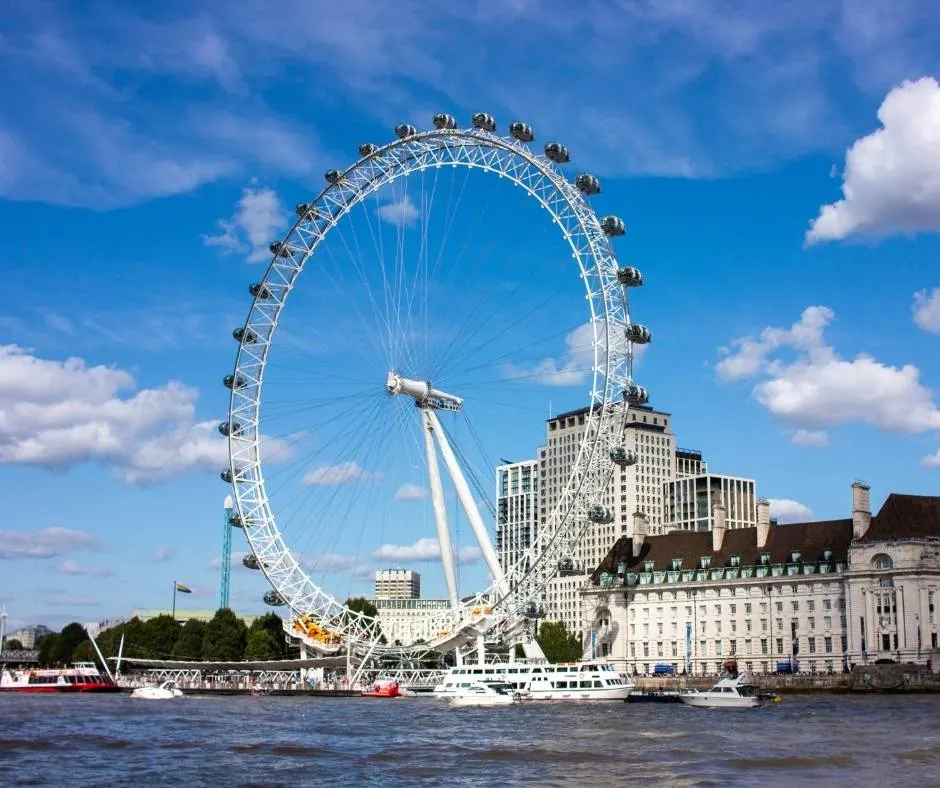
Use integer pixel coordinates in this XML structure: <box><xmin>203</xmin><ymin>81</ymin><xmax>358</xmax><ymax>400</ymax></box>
<box><xmin>361</xmin><ymin>678</ymin><xmax>402</xmax><ymax>698</ymax></box>
<box><xmin>0</xmin><ymin>662</ymin><xmax>121</xmax><ymax>693</ymax></box>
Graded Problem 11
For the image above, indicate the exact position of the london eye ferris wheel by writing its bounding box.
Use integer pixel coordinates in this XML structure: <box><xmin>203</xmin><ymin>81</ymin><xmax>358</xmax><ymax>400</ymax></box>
<box><xmin>220</xmin><ymin>110</ymin><xmax>650</xmax><ymax>659</ymax></box>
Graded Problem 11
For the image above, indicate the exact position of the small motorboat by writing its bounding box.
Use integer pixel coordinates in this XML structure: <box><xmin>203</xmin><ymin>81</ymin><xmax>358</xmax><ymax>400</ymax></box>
<box><xmin>130</xmin><ymin>680</ymin><xmax>184</xmax><ymax>700</ymax></box>
<box><xmin>679</xmin><ymin>673</ymin><xmax>767</xmax><ymax>709</ymax></box>
<box><xmin>449</xmin><ymin>681</ymin><xmax>521</xmax><ymax>708</ymax></box>
<box><xmin>361</xmin><ymin>678</ymin><xmax>402</xmax><ymax>698</ymax></box>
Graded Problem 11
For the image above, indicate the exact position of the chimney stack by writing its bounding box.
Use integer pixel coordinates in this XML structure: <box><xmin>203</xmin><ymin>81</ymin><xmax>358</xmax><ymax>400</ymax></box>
<box><xmin>756</xmin><ymin>499</ymin><xmax>771</xmax><ymax>548</ymax></box>
<box><xmin>852</xmin><ymin>481</ymin><xmax>871</xmax><ymax>539</ymax></box>
<box><xmin>632</xmin><ymin>511</ymin><xmax>648</xmax><ymax>558</ymax></box>
<box><xmin>712</xmin><ymin>502</ymin><xmax>727</xmax><ymax>552</ymax></box>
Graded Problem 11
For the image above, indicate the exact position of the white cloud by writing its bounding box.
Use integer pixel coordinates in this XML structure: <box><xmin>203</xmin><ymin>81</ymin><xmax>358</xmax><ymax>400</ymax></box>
<box><xmin>0</xmin><ymin>527</ymin><xmax>98</xmax><ymax>559</ymax></box>
<box><xmin>44</xmin><ymin>596</ymin><xmax>100</xmax><ymax>607</ymax></box>
<box><xmin>204</xmin><ymin>185</ymin><xmax>288</xmax><ymax>262</ymax></box>
<box><xmin>922</xmin><ymin>450</ymin><xmax>940</xmax><ymax>469</ymax></box>
<box><xmin>394</xmin><ymin>482</ymin><xmax>428</xmax><ymax>501</ymax></box>
<box><xmin>302</xmin><ymin>553</ymin><xmax>374</xmax><ymax>578</ymax></box>
<box><xmin>208</xmin><ymin>551</ymin><xmax>248</xmax><ymax>570</ymax></box>
<box><xmin>152</xmin><ymin>546</ymin><xmax>175</xmax><ymax>562</ymax></box>
<box><xmin>506</xmin><ymin>320</ymin><xmax>643</xmax><ymax>387</ymax></box>
<box><xmin>913</xmin><ymin>288</ymin><xmax>940</xmax><ymax>334</ymax></box>
<box><xmin>372</xmin><ymin>537</ymin><xmax>482</xmax><ymax>564</ymax></box>
<box><xmin>0</xmin><ymin>344</ymin><xmax>288</xmax><ymax>483</ymax></box>
<box><xmin>717</xmin><ymin>307</ymin><xmax>940</xmax><ymax>435</ymax></box>
<box><xmin>377</xmin><ymin>195</ymin><xmax>420</xmax><ymax>227</ymax></box>
<box><xmin>57</xmin><ymin>559</ymin><xmax>113</xmax><ymax>576</ymax></box>
<box><xmin>790</xmin><ymin>429</ymin><xmax>829</xmax><ymax>447</ymax></box>
<box><xmin>807</xmin><ymin>78</ymin><xmax>940</xmax><ymax>244</ymax></box>
<box><xmin>767</xmin><ymin>499</ymin><xmax>814</xmax><ymax>523</ymax></box>
<box><xmin>302</xmin><ymin>461</ymin><xmax>382</xmax><ymax>486</ymax></box>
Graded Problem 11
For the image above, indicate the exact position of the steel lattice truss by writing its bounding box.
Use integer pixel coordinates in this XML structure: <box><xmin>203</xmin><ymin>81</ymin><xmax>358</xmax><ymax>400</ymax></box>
<box><xmin>223</xmin><ymin>119</ymin><xmax>641</xmax><ymax>656</ymax></box>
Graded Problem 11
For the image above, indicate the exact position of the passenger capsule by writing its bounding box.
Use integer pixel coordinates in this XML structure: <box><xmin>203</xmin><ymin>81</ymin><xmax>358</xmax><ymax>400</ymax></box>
<box><xmin>269</xmin><ymin>241</ymin><xmax>291</xmax><ymax>258</ymax></box>
<box><xmin>217</xmin><ymin>421</ymin><xmax>242</xmax><ymax>437</ymax></box>
<box><xmin>624</xmin><ymin>384</ymin><xmax>650</xmax><ymax>406</ymax></box>
<box><xmin>575</xmin><ymin>173</ymin><xmax>601</xmax><ymax>195</ymax></box>
<box><xmin>324</xmin><ymin>169</ymin><xmax>342</xmax><ymax>184</ymax></box>
<box><xmin>232</xmin><ymin>326</ymin><xmax>257</xmax><ymax>344</ymax></box>
<box><xmin>601</xmin><ymin>216</ymin><xmax>626</xmax><ymax>236</ymax></box>
<box><xmin>544</xmin><ymin>142</ymin><xmax>570</xmax><ymax>164</ymax></box>
<box><xmin>395</xmin><ymin>123</ymin><xmax>417</xmax><ymax>139</ymax></box>
<box><xmin>433</xmin><ymin>113</ymin><xmax>457</xmax><ymax>130</ymax></box>
<box><xmin>243</xmin><ymin>554</ymin><xmax>261</xmax><ymax>570</ymax></box>
<box><xmin>616</xmin><ymin>267</ymin><xmax>644</xmax><ymax>287</ymax></box>
<box><xmin>610</xmin><ymin>446</ymin><xmax>638</xmax><ymax>467</ymax></box>
<box><xmin>358</xmin><ymin>142</ymin><xmax>379</xmax><ymax>157</ymax></box>
<box><xmin>626</xmin><ymin>324</ymin><xmax>652</xmax><ymax>344</ymax></box>
<box><xmin>509</xmin><ymin>121</ymin><xmax>534</xmax><ymax>142</ymax></box>
<box><xmin>471</xmin><ymin>112</ymin><xmax>496</xmax><ymax>132</ymax></box>
<box><xmin>557</xmin><ymin>557</ymin><xmax>574</xmax><ymax>572</ymax></box>
<box><xmin>220</xmin><ymin>468</ymin><xmax>233</xmax><ymax>483</ymax></box>
<box><xmin>223</xmin><ymin>374</ymin><xmax>247</xmax><ymax>390</ymax></box>
<box><xmin>264</xmin><ymin>590</ymin><xmax>286</xmax><ymax>607</ymax></box>
<box><xmin>248</xmin><ymin>282</ymin><xmax>273</xmax><ymax>299</ymax></box>
<box><xmin>523</xmin><ymin>601</ymin><xmax>545</xmax><ymax>618</ymax></box>
<box><xmin>587</xmin><ymin>504</ymin><xmax>614</xmax><ymax>524</ymax></box>
<box><xmin>228</xmin><ymin>513</ymin><xmax>244</xmax><ymax>528</ymax></box>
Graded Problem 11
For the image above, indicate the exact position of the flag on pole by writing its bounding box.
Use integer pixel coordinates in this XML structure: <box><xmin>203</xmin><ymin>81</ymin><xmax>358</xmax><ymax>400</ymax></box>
<box><xmin>175</xmin><ymin>583</ymin><xmax>192</xmax><ymax>593</ymax></box>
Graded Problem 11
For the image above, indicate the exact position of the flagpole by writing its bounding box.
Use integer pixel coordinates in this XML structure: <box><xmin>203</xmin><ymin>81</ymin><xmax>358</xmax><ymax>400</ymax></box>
<box><xmin>172</xmin><ymin>581</ymin><xmax>177</xmax><ymax>621</ymax></box>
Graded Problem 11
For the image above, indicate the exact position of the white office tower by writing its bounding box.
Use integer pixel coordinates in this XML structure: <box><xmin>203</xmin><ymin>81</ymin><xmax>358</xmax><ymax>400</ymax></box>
<box><xmin>374</xmin><ymin>569</ymin><xmax>421</xmax><ymax>600</ymax></box>
<box><xmin>495</xmin><ymin>460</ymin><xmax>539</xmax><ymax>586</ymax></box>
<box><xmin>665</xmin><ymin>474</ymin><xmax>758</xmax><ymax>532</ymax></box>
<box><xmin>539</xmin><ymin>404</ymin><xmax>678</xmax><ymax>636</ymax></box>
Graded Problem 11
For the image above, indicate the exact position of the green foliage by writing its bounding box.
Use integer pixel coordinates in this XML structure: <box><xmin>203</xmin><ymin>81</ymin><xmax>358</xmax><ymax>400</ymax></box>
<box><xmin>247</xmin><ymin>613</ymin><xmax>286</xmax><ymax>659</ymax></box>
<box><xmin>36</xmin><ymin>633</ymin><xmax>59</xmax><ymax>666</ymax></box>
<box><xmin>172</xmin><ymin>619</ymin><xmax>207</xmax><ymax>660</ymax></box>
<box><xmin>202</xmin><ymin>608</ymin><xmax>248</xmax><ymax>661</ymax></box>
<box><xmin>51</xmin><ymin>623</ymin><xmax>88</xmax><ymax>665</ymax></box>
<box><xmin>344</xmin><ymin>597</ymin><xmax>378</xmax><ymax>619</ymax></box>
<box><xmin>536</xmin><ymin>620</ymin><xmax>584</xmax><ymax>663</ymax></box>
<box><xmin>6</xmin><ymin>638</ymin><xmax>24</xmax><ymax>650</ymax></box>
<box><xmin>70</xmin><ymin>640</ymin><xmax>96</xmax><ymax>664</ymax></box>
<box><xmin>142</xmin><ymin>615</ymin><xmax>181</xmax><ymax>658</ymax></box>
<box><xmin>244</xmin><ymin>628</ymin><xmax>280</xmax><ymax>660</ymax></box>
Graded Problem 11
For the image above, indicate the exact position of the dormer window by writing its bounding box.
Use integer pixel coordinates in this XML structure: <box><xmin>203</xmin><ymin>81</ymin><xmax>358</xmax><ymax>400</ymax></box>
<box><xmin>760</xmin><ymin>553</ymin><xmax>771</xmax><ymax>565</ymax></box>
<box><xmin>729</xmin><ymin>555</ymin><xmax>741</xmax><ymax>567</ymax></box>
<box><xmin>822</xmin><ymin>548</ymin><xmax>833</xmax><ymax>562</ymax></box>
<box><xmin>644</xmin><ymin>560</ymin><xmax>655</xmax><ymax>572</ymax></box>
<box><xmin>671</xmin><ymin>557</ymin><xmax>682</xmax><ymax>571</ymax></box>
<box><xmin>699</xmin><ymin>556</ymin><xmax>711</xmax><ymax>569</ymax></box>
<box><xmin>790</xmin><ymin>551</ymin><xmax>801</xmax><ymax>564</ymax></box>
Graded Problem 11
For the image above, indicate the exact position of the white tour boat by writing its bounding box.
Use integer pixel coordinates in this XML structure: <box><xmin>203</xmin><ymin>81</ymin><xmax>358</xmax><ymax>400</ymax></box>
<box><xmin>679</xmin><ymin>673</ymin><xmax>765</xmax><ymax>709</ymax></box>
<box><xmin>130</xmin><ymin>680</ymin><xmax>184</xmax><ymax>700</ymax></box>
<box><xmin>449</xmin><ymin>681</ymin><xmax>521</xmax><ymax>707</ymax></box>
<box><xmin>434</xmin><ymin>661</ymin><xmax>633</xmax><ymax>701</ymax></box>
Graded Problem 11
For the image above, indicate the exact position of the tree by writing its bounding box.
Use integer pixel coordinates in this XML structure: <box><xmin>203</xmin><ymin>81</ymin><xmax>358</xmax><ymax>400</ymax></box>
<box><xmin>172</xmin><ymin>619</ymin><xmax>207</xmax><ymax>660</ymax></box>
<box><xmin>202</xmin><ymin>608</ymin><xmax>247</xmax><ymax>661</ymax></box>
<box><xmin>51</xmin><ymin>623</ymin><xmax>88</xmax><ymax>665</ymax></box>
<box><xmin>244</xmin><ymin>628</ymin><xmax>279</xmax><ymax>660</ymax></box>
<box><xmin>36</xmin><ymin>633</ymin><xmax>59</xmax><ymax>666</ymax></box>
<box><xmin>345</xmin><ymin>597</ymin><xmax>378</xmax><ymax>618</ymax></box>
<box><xmin>5</xmin><ymin>638</ymin><xmax>23</xmax><ymax>650</ymax></box>
<box><xmin>536</xmin><ymin>621</ymin><xmax>584</xmax><ymax>663</ymax></box>
<box><xmin>141</xmin><ymin>615</ymin><xmax>181</xmax><ymax>658</ymax></box>
<box><xmin>247</xmin><ymin>613</ymin><xmax>286</xmax><ymax>659</ymax></box>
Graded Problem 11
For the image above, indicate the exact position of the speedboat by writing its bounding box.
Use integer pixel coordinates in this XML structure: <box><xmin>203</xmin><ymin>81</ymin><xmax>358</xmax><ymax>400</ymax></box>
<box><xmin>361</xmin><ymin>678</ymin><xmax>402</xmax><ymax>698</ymax></box>
<box><xmin>130</xmin><ymin>680</ymin><xmax>184</xmax><ymax>700</ymax></box>
<box><xmin>679</xmin><ymin>673</ymin><xmax>765</xmax><ymax>709</ymax></box>
<box><xmin>449</xmin><ymin>681</ymin><xmax>521</xmax><ymax>707</ymax></box>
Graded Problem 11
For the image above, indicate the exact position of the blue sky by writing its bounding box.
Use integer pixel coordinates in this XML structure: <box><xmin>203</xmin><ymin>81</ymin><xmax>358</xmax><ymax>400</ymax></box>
<box><xmin>2</xmin><ymin>0</ymin><xmax>940</xmax><ymax>632</ymax></box>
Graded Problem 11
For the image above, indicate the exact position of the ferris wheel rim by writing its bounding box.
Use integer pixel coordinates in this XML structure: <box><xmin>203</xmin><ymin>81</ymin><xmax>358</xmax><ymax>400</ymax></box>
<box><xmin>224</xmin><ymin>122</ymin><xmax>633</xmax><ymax>651</ymax></box>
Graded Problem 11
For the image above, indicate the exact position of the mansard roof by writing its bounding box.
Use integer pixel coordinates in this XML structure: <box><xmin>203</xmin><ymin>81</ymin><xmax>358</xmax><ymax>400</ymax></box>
<box><xmin>591</xmin><ymin>492</ymin><xmax>940</xmax><ymax>583</ymax></box>
<box><xmin>859</xmin><ymin>493</ymin><xmax>940</xmax><ymax>542</ymax></box>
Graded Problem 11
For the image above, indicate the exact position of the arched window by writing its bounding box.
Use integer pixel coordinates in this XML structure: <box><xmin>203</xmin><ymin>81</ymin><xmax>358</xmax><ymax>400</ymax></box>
<box><xmin>872</xmin><ymin>554</ymin><xmax>893</xmax><ymax>571</ymax></box>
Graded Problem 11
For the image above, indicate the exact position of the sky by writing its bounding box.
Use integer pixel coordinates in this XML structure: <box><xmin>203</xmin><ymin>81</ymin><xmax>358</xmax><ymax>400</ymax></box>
<box><xmin>2</xmin><ymin>0</ymin><xmax>940</xmax><ymax>632</ymax></box>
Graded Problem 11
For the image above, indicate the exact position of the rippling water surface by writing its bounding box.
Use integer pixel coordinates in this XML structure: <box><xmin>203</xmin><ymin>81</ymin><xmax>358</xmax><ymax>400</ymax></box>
<box><xmin>2</xmin><ymin>693</ymin><xmax>939</xmax><ymax>787</ymax></box>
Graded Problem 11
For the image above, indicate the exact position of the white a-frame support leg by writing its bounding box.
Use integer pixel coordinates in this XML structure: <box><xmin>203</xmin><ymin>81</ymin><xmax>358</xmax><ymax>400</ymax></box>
<box><xmin>427</xmin><ymin>409</ymin><xmax>509</xmax><ymax>599</ymax></box>
<box><xmin>422</xmin><ymin>408</ymin><xmax>460</xmax><ymax>608</ymax></box>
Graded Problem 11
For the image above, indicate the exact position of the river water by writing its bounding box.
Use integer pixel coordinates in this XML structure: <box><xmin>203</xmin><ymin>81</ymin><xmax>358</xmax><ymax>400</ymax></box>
<box><xmin>2</xmin><ymin>693</ymin><xmax>939</xmax><ymax>787</ymax></box>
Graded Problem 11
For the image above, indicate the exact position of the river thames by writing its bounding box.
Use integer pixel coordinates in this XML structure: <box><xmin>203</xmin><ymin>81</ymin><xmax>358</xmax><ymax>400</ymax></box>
<box><xmin>2</xmin><ymin>693</ymin><xmax>939</xmax><ymax>786</ymax></box>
